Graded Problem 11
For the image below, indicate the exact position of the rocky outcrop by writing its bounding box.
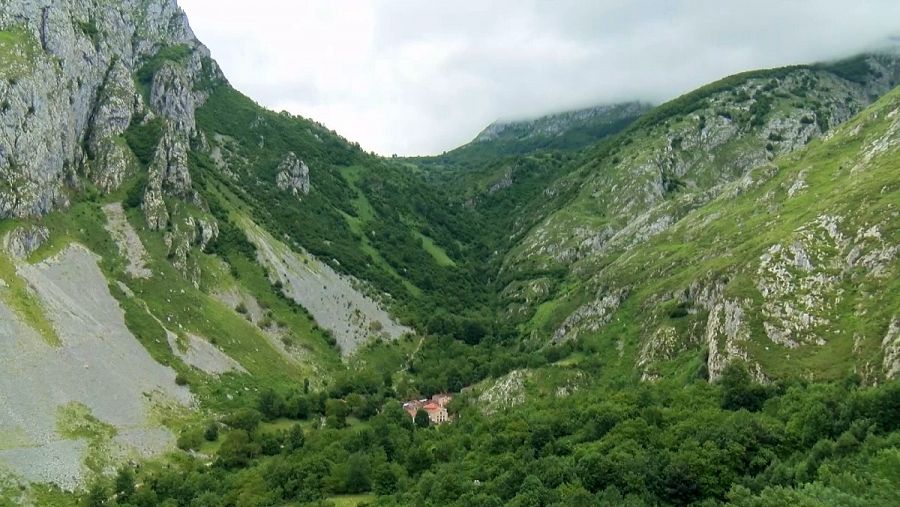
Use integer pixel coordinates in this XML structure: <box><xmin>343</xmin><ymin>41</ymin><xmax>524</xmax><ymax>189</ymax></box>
<box><xmin>143</xmin><ymin>125</ymin><xmax>190</xmax><ymax>230</ymax></box>
<box><xmin>704</xmin><ymin>299</ymin><xmax>754</xmax><ymax>381</ymax></box>
<box><xmin>275</xmin><ymin>152</ymin><xmax>310</xmax><ymax>197</ymax></box>
<box><xmin>883</xmin><ymin>318</ymin><xmax>900</xmax><ymax>379</ymax></box>
<box><xmin>85</xmin><ymin>60</ymin><xmax>138</xmax><ymax>192</ymax></box>
<box><xmin>162</xmin><ymin>213</ymin><xmax>218</xmax><ymax>286</ymax></box>
<box><xmin>2</xmin><ymin>225</ymin><xmax>49</xmax><ymax>259</ymax></box>
<box><xmin>475</xmin><ymin>102</ymin><xmax>650</xmax><ymax>144</ymax></box>
<box><xmin>488</xmin><ymin>169</ymin><xmax>513</xmax><ymax>193</ymax></box>
<box><xmin>150</xmin><ymin>60</ymin><xmax>197</xmax><ymax>136</ymax></box>
<box><xmin>552</xmin><ymin>288</ymin><xmax>628</xmax><ymax>342</ymax></box>
<box><xmin>477</xmin><ymin>369</ymin><xmax>530</xmax><ymax>415</ymax></box>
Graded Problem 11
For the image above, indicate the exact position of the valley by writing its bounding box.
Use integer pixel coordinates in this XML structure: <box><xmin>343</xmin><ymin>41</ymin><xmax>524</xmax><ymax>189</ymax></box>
<box><xmin>0</xmin><ymin>1</ymin><xmax>897</xmax><ymax>505</ymax></box>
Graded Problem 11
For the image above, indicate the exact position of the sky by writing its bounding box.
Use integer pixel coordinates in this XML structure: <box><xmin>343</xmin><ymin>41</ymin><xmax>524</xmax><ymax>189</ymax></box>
<box><xmin>179</xmin><ymin>1</ymin><xmax>900</xmax><ymax>156</ymax></box>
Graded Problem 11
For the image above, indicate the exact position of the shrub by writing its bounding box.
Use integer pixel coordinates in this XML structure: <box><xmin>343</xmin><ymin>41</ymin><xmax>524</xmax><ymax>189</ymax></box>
<box><xmin>223</xmin><ymin>408</ymin><xmax>262</xmax><ymax>431</ymax></box>
<box><xmin>123</xmin><ymin>117</ymin><xmax>164</xmax><ymax>166</ymax></box>
<box><xmin>204</xmin><ymin>422</ymin><xmax>219</xmax><ymax>442</ymax></box>
<box><xmin>123</xmin><ymin>176</ymin><xmax>146</xmax><ymax>209</ymax></box>
<box><xmin>176</xmin><ymin>428</ymin><xmax>203</xmax><ymax>451</ymax></box>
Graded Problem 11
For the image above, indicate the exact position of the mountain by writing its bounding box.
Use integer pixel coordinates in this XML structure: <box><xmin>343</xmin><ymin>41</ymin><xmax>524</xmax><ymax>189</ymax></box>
<box><xmin>0</xmin><ymin>1</ymin><xmax>899</xmax><ymax>504</ymax></box>
<box><xmin>493</xmin><ymin>54</ymin><xmax>900</xmax><ymax>381</ymax></box>
<box><xmin>425</xmin><ymin>101</ymin><xmax>652</xmax><ymax>169</ymax></box>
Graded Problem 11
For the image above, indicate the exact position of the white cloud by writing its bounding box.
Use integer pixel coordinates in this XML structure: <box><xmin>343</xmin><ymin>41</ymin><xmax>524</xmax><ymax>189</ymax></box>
<box><xmin>179</xmin><ymin>0</ymin><xmax>900</xmax><ymax>156</ymax></box>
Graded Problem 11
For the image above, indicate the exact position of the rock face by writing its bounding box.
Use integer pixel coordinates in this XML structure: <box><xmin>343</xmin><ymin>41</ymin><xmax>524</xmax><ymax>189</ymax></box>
<box><xmin>144</xmin><ymin>125</ymin><xmax>191</xmax><ymax>229</ymax></box>
<box><xmin>883</xmin><ymin>319</ymin><xmax>900</xmax><ymax>380</ymax></box>
<box><xmin>85</xmin><ymin>60</ymin><xmax>139</xmax><ymax>192</ymax></box>
<box><xmin>1</xmin><ymin>225</ymin><xmax>49</xmax><ymax>259</ymax></box>
<box><xmin>275</xmin><ymin>152</ymin><xmax>311</xmax><ymax>197</ymax></box>
<box><xmin>0</xmin><ymin>0</ymin><xmax>221</xmax><ymax>218</ymax></box>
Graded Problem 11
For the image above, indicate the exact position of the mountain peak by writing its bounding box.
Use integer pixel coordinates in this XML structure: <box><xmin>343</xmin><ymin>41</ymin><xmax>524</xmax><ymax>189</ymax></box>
<box><xmin>473</xmin><ymin>101</ymin><xmax>652</xmax><ymax>144</ymax></box>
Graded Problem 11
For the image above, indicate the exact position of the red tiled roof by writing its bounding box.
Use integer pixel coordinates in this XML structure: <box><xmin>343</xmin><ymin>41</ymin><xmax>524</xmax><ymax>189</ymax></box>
<box><xmin>423</xmin><ymin>403</ymin><xmax>440</xmax><ymax>411</ymax></box>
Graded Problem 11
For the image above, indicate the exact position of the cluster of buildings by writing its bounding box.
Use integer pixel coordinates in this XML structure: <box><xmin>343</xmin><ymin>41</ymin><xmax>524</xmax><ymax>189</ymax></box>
<box><xmin>403</xmin><ymin>393</ymin><xmax>453</xmax><ymax>425</ymax></box>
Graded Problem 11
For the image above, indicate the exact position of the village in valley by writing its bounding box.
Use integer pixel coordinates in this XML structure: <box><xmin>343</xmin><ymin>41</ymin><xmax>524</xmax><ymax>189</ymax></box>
<box><xmin>403</xmin><ymin>393</ymin><xmax>453</xmax><ymax>425</ymax></box>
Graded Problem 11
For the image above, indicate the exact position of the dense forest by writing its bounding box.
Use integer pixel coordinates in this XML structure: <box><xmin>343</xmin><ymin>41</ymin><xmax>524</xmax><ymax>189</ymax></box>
<box><xmin>69</xmin><ymin>360</ymin><xmax>900</xmax><ymax>507</ymax></box>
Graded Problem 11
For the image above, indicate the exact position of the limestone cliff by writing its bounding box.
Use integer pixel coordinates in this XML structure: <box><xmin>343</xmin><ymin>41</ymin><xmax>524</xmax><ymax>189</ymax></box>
<box><xmin>0</xmin><ymin>0</ymin><xmax>222</xmax><ymax>219</ymax></box>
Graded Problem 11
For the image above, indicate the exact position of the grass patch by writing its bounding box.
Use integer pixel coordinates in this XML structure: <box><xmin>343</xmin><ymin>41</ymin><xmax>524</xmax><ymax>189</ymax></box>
<box><xmin>0</xmin><ymin>254</ymin><xmax>62</xmax><ymax>347</ymax></box>
<box><xmin>326</xmin><ymin>494</ymin><xmax>376</xmax><ymax>507</ymax></box>
<box><xmin>56</xmin><ymin>402</ymin><xmax>117</xmax><ymax>475</ymax></box>
<box><xmin>414</xmin><ymin>231</ymin><xmax>456</xmax><ymax>267</ymax></box>
<box><xmin>0</xmin><ymin>28</ymin><xmax>40</xmax><ymax>80</ymax></box>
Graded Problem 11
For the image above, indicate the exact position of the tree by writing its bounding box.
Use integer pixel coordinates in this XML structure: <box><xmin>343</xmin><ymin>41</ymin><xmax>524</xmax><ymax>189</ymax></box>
<box><xmin>345</xmin><ymin>453</ymin><xmax>372</xmax><ymax>493</ymax></box>
<box><xmin>414</xmin><ymin>409</ymin><xmax>431</xmax><ymax>428</ymax></box>
<box><xmin>406</xmin><ymin>444</ymin><xmax>433</xmax><ymax>476</ymax></box>
<box><xmin>373</xmin><ymin>464</ymin><xmax>400</xmax><ymax>495</ymax></box>
<box><xmin>115</xmin><ymin>467</ymin><xmax>136</xmax><ymax>499</ymax></box>
<box><xmin>204</xmin><ymin>421</ymin><xmax>219</xmax><ymax>442</ymax></box>
<box><xmin>224</xmin><ymin>408</ymin><xmax>263</xmax><ymax>431</ymax></box>
<box><xmin>720</xmin><ymin>362</ymin><xmax>770</xmax><ymax>412</ymax></box>
<box><xmin>325</xmin><ymin>399</ymin><xmax>348</xmax><ymax>427</ymax></box>
<box><xmin>218</xmin><ymin>430</ymin><xmax>260</xmax><ymax>468</ymax></box>
<box><xmin>285</xmin><ymin>423</ymin><xmax>305</xmax><ymax>451</ymax></box>
<box><xmin>258</xmin><ymin>388</ymin><xmax>286</xmax><ymax>419</ymax></box>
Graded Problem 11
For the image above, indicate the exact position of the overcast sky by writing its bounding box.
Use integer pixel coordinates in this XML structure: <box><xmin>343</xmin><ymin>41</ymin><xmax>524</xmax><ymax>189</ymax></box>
<box><xmin>179</xmin><ymin>1</ymin><xmax>900</xmax><ymax>156</ymax></box>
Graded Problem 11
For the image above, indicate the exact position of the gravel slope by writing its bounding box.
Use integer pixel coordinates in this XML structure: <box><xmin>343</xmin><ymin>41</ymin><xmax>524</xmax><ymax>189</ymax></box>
<box><xmin>0</xmin><ymin>245</ymin><xmax>191</xmax><ymax>488</ymax></box>
<box><xmin>242</xmin><ymin>219</ymin><xmax>412</xmax><ymax>356</ymax></box>
<box><xmin>166</xmin><ymin>330</ymin><xmax>247</xmax><ymax>376</ymax></box>
<box><xmin>102</xmin><ymin>203</ymin><xmax>152</xmax><ymax>279</ymax></box>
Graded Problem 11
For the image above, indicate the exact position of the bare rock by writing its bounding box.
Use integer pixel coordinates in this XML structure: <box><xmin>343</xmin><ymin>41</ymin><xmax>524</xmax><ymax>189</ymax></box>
<box><xmin>882</xmin><ymin>318</ymin><xmax>900</xmax><ymax>379</ymax></box>
<box><xmin>2</xmin><ymin>225</ymin><xmax>49</xmax><ymax>259</ymax></box>
<box><xmin>275</xmin><ymin>152</ymin><xmax>310</xmax><ymax>197</ymax></box>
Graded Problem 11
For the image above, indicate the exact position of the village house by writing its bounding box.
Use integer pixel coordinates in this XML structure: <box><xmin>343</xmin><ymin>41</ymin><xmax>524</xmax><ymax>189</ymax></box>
<box><xmin>403</xmin><ymin>393</ymin><xmax>453</xmax><ymax>424</ymax></box>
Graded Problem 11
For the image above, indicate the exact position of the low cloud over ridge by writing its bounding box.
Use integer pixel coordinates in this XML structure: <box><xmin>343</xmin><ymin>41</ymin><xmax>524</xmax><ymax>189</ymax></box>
<box><xmin>180</xmin><ymin>0</ymin><xmax>900</xmax><ymax>156</ymax></box>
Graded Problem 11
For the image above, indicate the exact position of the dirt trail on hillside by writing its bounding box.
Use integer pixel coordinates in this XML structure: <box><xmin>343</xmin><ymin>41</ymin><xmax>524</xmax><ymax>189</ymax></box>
<box><xmin>103</xmin><ymin>203</ymin><xmax>152</xmax><ymax>279</ymax></box>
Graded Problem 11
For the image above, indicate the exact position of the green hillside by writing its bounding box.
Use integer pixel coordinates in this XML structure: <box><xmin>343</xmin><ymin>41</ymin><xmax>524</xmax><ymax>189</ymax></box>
<box><xmin>0</xmin><ymin>1</ymin><xmax>899</xmax><ymax>504</ymax></box>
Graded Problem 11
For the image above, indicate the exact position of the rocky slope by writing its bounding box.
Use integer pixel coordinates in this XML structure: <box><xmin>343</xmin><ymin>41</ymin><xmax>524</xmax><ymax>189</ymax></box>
<box><xmin>503</xmin><ymin>57</ymin><xmax>900</xmax><ymax>383</ymax></box>
<box><xmin>471</xmin><ymin>102</ymin><xmax>652</xmax><ymax>156</ymax></box>
<box><xmin>0</xmin><ymin>244</ymin><xmax>192</xmax><ymax>488</ymax></box>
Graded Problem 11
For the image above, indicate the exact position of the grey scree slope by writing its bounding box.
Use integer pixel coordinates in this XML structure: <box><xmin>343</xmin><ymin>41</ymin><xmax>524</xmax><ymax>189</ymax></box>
<box><xmin>0</xmin><ymin>245</ymin><xmax>191</xmax><ymax>489</ymax></box>
<box><xmin>243</xmin><ymin>218</ymin><xmax>412</xmax><ymax>356</ymax></box>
